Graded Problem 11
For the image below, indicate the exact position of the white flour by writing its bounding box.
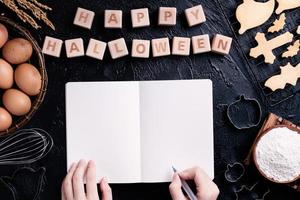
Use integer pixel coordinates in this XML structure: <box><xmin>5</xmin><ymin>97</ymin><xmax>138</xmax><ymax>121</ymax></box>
<box><xmin>255</xmin><ymin>127</ymin><xmax>300</xmax><ymax>182</ymax></box>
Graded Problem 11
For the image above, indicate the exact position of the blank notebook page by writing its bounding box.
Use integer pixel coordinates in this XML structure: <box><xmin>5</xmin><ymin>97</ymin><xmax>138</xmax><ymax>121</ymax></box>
<box><xmin>66</xmin><ymin>80</ymin><xmax>214</xmax><ymax>183</ymax></box>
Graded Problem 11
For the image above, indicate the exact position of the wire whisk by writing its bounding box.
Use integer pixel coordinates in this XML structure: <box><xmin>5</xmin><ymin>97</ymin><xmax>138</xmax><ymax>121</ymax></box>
<box><xmin>0</xmin><ymin>128</ymin><xmax>53</xmax><ymax>165</ymax></box>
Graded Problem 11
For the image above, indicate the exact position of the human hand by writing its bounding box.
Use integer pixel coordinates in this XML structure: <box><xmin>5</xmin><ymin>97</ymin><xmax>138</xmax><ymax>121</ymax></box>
<box><xmin>61</xmin><ymin>160</ymin><xmax>112</xmax><ymax>200</ymax></box>
<box><xmin>169</xmin><ymin>167</ymin><xmax>219</xmax><ymax>200</ymax></box>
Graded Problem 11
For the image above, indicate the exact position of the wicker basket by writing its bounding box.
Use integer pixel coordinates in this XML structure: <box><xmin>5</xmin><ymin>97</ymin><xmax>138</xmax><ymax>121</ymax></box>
<box><xmin>0</xmin><ymin>16</ymin><xmax>47</xmax><ymax>136</ymax></box>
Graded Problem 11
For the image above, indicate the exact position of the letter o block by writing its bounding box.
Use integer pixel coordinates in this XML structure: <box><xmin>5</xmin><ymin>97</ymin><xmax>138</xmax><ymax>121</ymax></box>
<box><xmin>131</xmin><ymin>39</ymin><xmax>150</xmax><ymax>58</ymax></box>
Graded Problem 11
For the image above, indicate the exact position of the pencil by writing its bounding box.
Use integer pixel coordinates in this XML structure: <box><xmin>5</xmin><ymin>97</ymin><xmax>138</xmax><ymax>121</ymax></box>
<box><xmin>172</xmin><ymin>166</ymin><xmax>198</xmax><ymax>200</ymax></box>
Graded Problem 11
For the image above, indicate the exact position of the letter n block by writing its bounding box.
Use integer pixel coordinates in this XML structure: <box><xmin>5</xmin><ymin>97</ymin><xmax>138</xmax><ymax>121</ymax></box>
<box><xmin>211</xmin><ymin>34</ymin><xmax>232</xmax><ymax>55</ymax></box>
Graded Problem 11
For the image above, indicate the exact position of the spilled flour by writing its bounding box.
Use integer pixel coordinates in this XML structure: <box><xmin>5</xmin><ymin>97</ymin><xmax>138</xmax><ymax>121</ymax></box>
<box><xmin>255</xmin><ymin>127</ymin><xmax>300</xmax><ymax>182</ymax></box>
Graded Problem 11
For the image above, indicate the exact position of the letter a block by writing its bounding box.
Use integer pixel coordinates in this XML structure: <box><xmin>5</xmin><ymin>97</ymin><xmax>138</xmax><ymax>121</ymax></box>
<box><xmin>65</xmin><ymin>38</ymin><xmax>85</xmax><ymax>58</ymax></box>
<box><xmin>42</xmin><ymin>36</ymin><xmax>63</xmax><ymax>57</ymax></box>
<box><xmin>105</xmin><ymin>10</ymin><xmax>122</xmax><ymax>28</ymax></box>
<box><xmin>73</xmin><ymin>7</ymin><xmax>95</xmax><ymax>29</ymax></box>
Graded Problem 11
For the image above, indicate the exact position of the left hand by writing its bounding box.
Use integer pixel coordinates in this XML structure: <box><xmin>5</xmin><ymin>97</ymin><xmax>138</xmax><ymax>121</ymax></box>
<box><xmin>61</xmin><ymin>159</ymin><xmax>112</xmax><ymax>200</ymax></box>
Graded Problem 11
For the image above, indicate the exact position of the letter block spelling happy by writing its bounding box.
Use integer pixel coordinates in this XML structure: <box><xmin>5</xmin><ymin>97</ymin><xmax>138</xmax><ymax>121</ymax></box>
<box><xmin>73</xmin><ymin>7</ymin><xmax>95</xmax><ymax>29</ymax></box>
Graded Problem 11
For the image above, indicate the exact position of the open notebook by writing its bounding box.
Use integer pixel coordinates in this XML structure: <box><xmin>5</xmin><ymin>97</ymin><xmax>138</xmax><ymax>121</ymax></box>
<box><xmin>66</xmin><ymin>80</ymin><xmax>214</xmax><ymax>183</ymax></box>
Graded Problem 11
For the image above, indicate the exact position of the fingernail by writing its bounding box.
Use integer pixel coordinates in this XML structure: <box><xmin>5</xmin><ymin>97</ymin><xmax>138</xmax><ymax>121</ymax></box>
<box><xmin>68</xmin><ymin>163</ymin><xmax>75</xmax><ymax>172</ymax></box>
<box><xmin>103</xmin><ymin>177</ymin><xmax>107</xmax><ymax>182</ymax></box>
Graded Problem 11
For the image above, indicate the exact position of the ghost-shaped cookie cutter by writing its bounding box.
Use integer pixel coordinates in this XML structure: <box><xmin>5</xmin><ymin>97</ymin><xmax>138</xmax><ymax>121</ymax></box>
<box><xmin>236</xmin><ymin>0</ymin><xmax>275</xmax><ymax>34</ymax></box>
<box><xmin>276</xmin><ymin>0</ymin><xmax>300</xmax><ymax>14</ymax></box>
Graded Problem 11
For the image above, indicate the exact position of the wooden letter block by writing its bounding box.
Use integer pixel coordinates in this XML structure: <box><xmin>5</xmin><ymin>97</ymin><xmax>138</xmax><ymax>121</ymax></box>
<box><xmin>73</xmin><ymin>7</ymin><xmax>95</xmax><ymax>29</ymax></box>
<box><xmin>131</xmin><ymin>8</ymin><xmax>150</xmax><ymax>28</ymax></box>
<box><xmin>105</xmin><ymin>10</ymin><xmax>122</xmax><ymax>28</ymax></box>
<box><xmin>108</xmin><ymin>38</ymin><xmax>129</xmax><ymax>59</ymax></box>
<box><xmin>211</xmin><ymin>34</ymin><xmax>232</xmax><ymax>55</ymax></box>
<box><xmin>86</xmin><ymin>38</ymin><xmax>107</xmax><ymax>60</ymax></box>
<box><xmin>65</xmin><ymin>38</ymin><xmax>84</xmax><ymax>58</ymax></box>
<box><xmin>172</xmin><ymin>36</ymin><xmax>191</xmax><ymax>56</ymax></box>
<box><xmin>192</xmin><ymin>34</ymin><xmax>211</xmax><ymax>54</ymax></box>
<box><xmin>158</xmin><ymin>7</ymin><xmax>177</xmax><ymax>26</ymax></box>
<box><xmin>131</xmin><ymin>39</ymin><xmax>150</xmax><ymax>58</ymax></box>
<box><xmin>42</xmin><ymin>36</ymin><xmax>63</xmax><ymax>57</ymax></box>
<box><xmin>151</xmin><ymin>37</ymin><xmax>171</xmax><ymax>57</ymax></box>
<box><xmin>185</xmin><ymin>5</ymin><xmax>206</xmax><ymax>27</ymax></box>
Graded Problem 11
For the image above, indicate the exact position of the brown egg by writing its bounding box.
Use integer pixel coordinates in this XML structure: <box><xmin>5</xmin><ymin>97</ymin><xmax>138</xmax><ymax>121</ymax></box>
<box><xmin>0</xmin><ymin>107</ymin><xmax>12</xmax><ymax>132</ymax></box>
<box><xmin>3</xmin><ymin>89</ymin><xmax>31</xmax><ymax>116</ymax></box>
<box><xmin>0</xmin><ymin>58</ymin><xmax>14</xmax><ymax>89</ymax></box>
<box><xmin>15</xmin><ymin>63</ymin><xmax>42</xmax><ymax>96</ymax></box>
<box><xmin>0</xmin><ymin>23</ymin><xmax>8</xmax><ymax>48</ymax></box>
<box><xmin>2</xmin><ymin>38</ymin><xmax>33</xmax><ymax>64</ymax></box>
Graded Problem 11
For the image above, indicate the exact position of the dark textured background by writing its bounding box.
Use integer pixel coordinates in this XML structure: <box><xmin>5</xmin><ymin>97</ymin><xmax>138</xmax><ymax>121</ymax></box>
<box><xmin>0</xmin><ymin>0</ymin><xmax>300</xmax><ymax>199</ymax></box>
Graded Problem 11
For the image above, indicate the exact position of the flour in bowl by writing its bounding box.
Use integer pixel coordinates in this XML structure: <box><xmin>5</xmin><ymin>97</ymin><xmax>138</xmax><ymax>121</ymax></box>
<box><xmin>255</xmin><ymin>127</ymin><xmax>300</xmax><ymax>182</ymax></box>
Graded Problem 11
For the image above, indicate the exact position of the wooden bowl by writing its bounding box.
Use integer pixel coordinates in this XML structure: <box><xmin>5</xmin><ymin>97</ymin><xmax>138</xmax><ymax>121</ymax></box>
<box><xmin>253</xmin><ymin>125</ymin><xmax>300</xmax><ymax>184</ymax></box>
<box><xmin>0</xmin><ymin>16</ymin><xmax>47</xmax><ymax>136</ymax></box>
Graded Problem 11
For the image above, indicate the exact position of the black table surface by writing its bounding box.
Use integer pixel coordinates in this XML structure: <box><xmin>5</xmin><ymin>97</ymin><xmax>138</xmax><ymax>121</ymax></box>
<box><xmin>0</xmin><ymin>0</ymin><xmax>300</xmax><ymax>199</ymax></box>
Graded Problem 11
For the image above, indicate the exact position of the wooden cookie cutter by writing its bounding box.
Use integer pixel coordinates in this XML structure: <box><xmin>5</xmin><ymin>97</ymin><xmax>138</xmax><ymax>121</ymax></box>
<box><xmin>268</xmin><ymin>13</ymin><xmax>286</xmax><ymax>33</ymax></box>
<box><xmin>245</xmin><ymin>113</ymin><xmax>300</xmax><ymax>191</ymax></box>
<box><xmin>265</xmin><ymin>62</ymin><xmax>300</xmax><ymax>91</ymax></box>
<box><xmin>276</xmin><ymin>0</ymin><xmax>300</xmax><ymax>14</ymax></box>
<box><xmin>249</xmin><ymin>31</ymin><xmax>293</xmax><ymax>64</ymax></box>
<box><xmin>236</xmin><ymin>0</ymin><xmax>275</xmax><ymax>34</ymax></box>
<box><xmin>282</xmin><ymin>40</ymin><xmax>300</xmax><ymax>58</ymax></box>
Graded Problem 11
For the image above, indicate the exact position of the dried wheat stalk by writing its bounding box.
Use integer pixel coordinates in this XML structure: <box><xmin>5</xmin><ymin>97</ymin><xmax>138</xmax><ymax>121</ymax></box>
<box><xmin>0</xmin><ymin>0</ymin><xmax>55</xmax><ymax>30</ymax></box>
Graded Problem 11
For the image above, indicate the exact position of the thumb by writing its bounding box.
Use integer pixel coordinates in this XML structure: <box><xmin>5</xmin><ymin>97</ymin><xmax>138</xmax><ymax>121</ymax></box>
<box><xmin>169</xmin><ymin>173</ymin><xmax>186</xmax><ymax>200</ymax></box>
<box><xmin>99</xmin><ymin>177</ymin><xmax>112</xmax><ymax>200</ymax></box>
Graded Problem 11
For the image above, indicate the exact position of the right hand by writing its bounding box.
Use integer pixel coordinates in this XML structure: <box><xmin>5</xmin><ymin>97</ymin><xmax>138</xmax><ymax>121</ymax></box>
<box><xmin>169</xmin><ymin>167</ymin><xmax>219</xmax><ymax>200</ymax></box>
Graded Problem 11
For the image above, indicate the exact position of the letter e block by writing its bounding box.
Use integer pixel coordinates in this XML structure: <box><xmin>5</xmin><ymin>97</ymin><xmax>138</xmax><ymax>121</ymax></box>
<box><xmin>73</xmin><ymin>7</ymin><xmax>95</xmax><ymax>29</ymax></box>
<box><xmin>158</xmin><ymin>7</ymin><xmax>177</xmax><ymax>26</ymax></box>
<box><xmin>131</xmin><ymin>39</ymin><xmax>150</xmax><ymax>58</ymax></box>
<box><xmin>105</xmin><ymin>10</ymin><xmax>122</xmax><ymax>28</ymax></box>
<box><xmin>86</xmin><ymin>38</ymin><xmax>107</xmax><ymax>60</ymax></box>
<box><xmin>42</xmin><ymin>36</ymin><xmax>63</xmax><ymax>57</ymax></box>
<box><xmin>151</xmin><ymin>37</ymin><xmax>170</xmax><ymax>57</ymax></box>
<box><xmin>65</xmin><ymin>38</ymin><xmax>85</xmax><ymax>58</ymax></box>
<box><xmin>185</xmin><ymin>5</ymin><xmax>206</xmax><ymax>27</ymax></box>
<box><xmin>172</xmin><ymin>37</ymin><xmax>191</xmax><ymax>56</ymax></box>
<box><xmin>192</xmin><ymin>34</ymin><xmax>211</xmax><ymax>54</ymax></box>
<box><xmin>211</xmin><ymin>34</ymin><xmax>232</xmax><ymax>55</ymax></box>
<box><xmin>131</xmin><ymin>8</ymin><xmax>150</xmax><ymax>28</ymax></box>
<box><xmin>108</xmin><ymin>38</ymin><xmax>129</xmax><ymax>59</ymax></box>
